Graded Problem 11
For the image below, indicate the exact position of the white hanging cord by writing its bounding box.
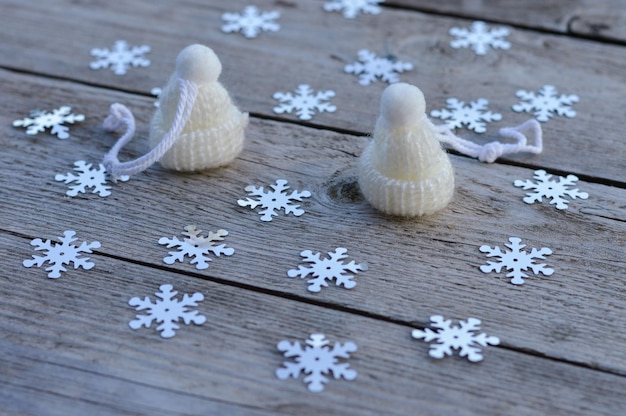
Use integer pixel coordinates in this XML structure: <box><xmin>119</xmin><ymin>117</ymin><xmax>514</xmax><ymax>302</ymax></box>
<box><xmin>429</xmin><ymin>118</ymin><xmax>543</xmax><ymax>163</ymax></box>
<box><xmin>102</xmin><ymin>78</ymin><xmax>199</xmax><ymax>179</ymax></box>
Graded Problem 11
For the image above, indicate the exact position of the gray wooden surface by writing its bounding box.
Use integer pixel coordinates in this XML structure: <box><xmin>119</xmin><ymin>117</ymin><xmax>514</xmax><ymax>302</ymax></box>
<box><xmin>1</xmin><ymin>1</ymin><xmax>624</xmax><ymax>415</ymax></box>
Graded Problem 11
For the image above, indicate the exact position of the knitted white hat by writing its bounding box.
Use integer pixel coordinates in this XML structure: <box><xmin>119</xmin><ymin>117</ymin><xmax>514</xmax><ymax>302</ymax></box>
<box><xmin>103</xmin><ymin>44</ymin><xmax>248</xmax><ymax>177</ymax></box>
<box><xmin>358</xmin><ymin>83</ymin><xmax>455</xmax><ymax>217</ymax></box>
<box><xmin>151</xmin><ymin>44</ymin><xmax>247</xmax><ymax>171</ymax></box>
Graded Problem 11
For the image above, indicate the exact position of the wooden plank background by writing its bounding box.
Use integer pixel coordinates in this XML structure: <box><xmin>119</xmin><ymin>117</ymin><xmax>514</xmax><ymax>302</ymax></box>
<box><xmin>1</xmin><ymin>1</ymin><xmax>624</xmax><ymax>415</ymax></box>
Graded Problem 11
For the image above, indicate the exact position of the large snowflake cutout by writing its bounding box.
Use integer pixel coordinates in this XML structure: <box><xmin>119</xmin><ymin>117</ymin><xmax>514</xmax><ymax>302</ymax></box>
<box><xmin>287</xmin><ymin>248</ymin><xmax>368</xmax><ymax>292</ymax></box>
<box><xmin>221</xmin><ymin>6</ymin><xmax>280</xmax><ymax>38</ymax></box>
<box><xmin>449</xmin><ymin>21</ymin><xmax>511</xmax><ymax>55</ymax></box>
<box><xmin>430</xmin><ymin>98</ymin><xmax>502</xmax><ymax>133</ymax></box>
<box><xmin>344</xmin><ymin>49</ymin><xmax>413</xmax><ymax>86</ymax></box>
<box><xmin>23</xmin><ymin>230</ymin><xmax>101</xmax><ymax>278</ymax></box>
<box><xmin>273</xmin><ymin>84</ymin><xmax>336</xmax><ymax>120</ymax></box>
<box><xmin>55</xmin><ymin>160</ymin><xmax>129</xmax><ymax>197</ymax></box>
<box><xmin>276</xmin><ymin>333</ymin><xmax>357</xmax><ymax>392</ymax></box>
<box><xmin>514</xmin><ymin>169</ymin><xmax>589</xmax><ymax>210</ymax></box>
<box><xmin>158</xmin><ymin>225</ymin><xmax>235</xmax><ymax>270</ymax></box>
<box><xmin>13</xmin><ymin>106</ymin><xmax>85</xmax><ymax>139</ymax></box>
<box><xmin>128</xmin><ymin>284</ymin><xmax>206</xmax><ymax>338</ymax></box>
<box><xmin>480</xmin><ymin>237</ymin><xmax>553</xmax><ymax>285</ymax></box>
<box><xmin>412</xmin><ymin>315</ymin><xmax>500</xmax><ymax>362</ymax></box>
<box><xmin>323</xmin><ymin>0</ymin><xmax>384</xmax><ymax>19</ymax></box>
<box><xmin>512</xmin><ymin>85</ymin><xmax>578</xmax><ymax>122</ymax></box>
<box><xmin>89</xmin><ymin>40</ymin><xmax>151</xmax><ymax>75</ymax></box>
<box><xmin>238</xmin><ymin>179</ymin><xmax>312</xmax><ymax>222</ymax></box>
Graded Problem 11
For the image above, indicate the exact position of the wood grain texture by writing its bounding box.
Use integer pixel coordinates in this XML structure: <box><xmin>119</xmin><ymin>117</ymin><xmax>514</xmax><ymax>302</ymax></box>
<box><xmin>1</xmin><ymin>1</ymin><xmax>625</xmax><ymax>414</ymax></box>
<box><xmin>1</xmin><ymin>0</ymin><xmax>625</xmax><ymax>182</ymax></box>
<box><xmin>1</xmin><ymin>70</ymin><xmax>625</xmax><ymax>376</ymax></box>
<box><xmin>2</xmin><ymin>233</ymin><xmax>626</xmax><ymax>416</ymax></box>
<box><xmin>387</xmin><ymin>0</ymin><xmax>626</xmax><ymax>42</ymax></box>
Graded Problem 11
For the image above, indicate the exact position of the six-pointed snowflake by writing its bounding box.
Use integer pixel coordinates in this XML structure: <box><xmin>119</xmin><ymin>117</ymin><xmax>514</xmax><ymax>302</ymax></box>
<box><xmin>512</xmin><ymin>85</ymin><xmax>579</xmax><ymax>122</ymax></box>
<box><xmin>128</xmin><ymin>284</ymin><xmax>206</xmax><ymax>338</ymax></box>
<box><xmin>449</xmin><ymin>21</ymin><xmax>511</xmax><ymax>55</ymax></box>
<box><xmin>13</xmin><ymin>106</ymin><xmax>85</xmax><ymax>139</ymax></box>
<box><xmin>412</xmin><ymin>315</ymin><xmax>500</xmax><ymax>362</ymax></box>
<box><xmin>89</xmin><ymin>40</ymin><xmax>151</xmax><ymax>75</ymax></box>
<box><xmin>514</xmin><ymin>169</ymin><xmax>588</xmax><ymax>210</ymax></box>
<box><xmin>55</xmin><ymin>160</ymin><xmax>129</xmax><ymax>197</ymax></box>
<box><xmin>276</xmin><ymin>333</ymin><xmax>357</xmax><ymax>392</ymax></box>
<box><xmin>151</xmin><ymin>87</ymin><xmax>162</xmax><ymax>107</ymax></box>
<box><xmin>158</xmin><ymin>225</ymin><xmax>235</xmax><ymax>270</ymax></box>
<box><xmin>323</xmin><ymin>0</ymin><xmax>384</xmax><ymax>19</ymax></box>
<box><xmin>273</xmin><ymin>84</ymin><xmax>337</xmax><ymax>120</ymax></box>
<box><xmin>23</xmin><ymin>230</ymin><xmax>101</xmax><ymax>278</ymax></box>
<box><xmin>287</xmin><ymin>248</ymin><xmax>368</xmax><ymax>292</ymax></box>
<box><xmin>238</xmin><ymin>179</ymin><xmax>312</xmax><ymax>221</ymax></box>
<box><xmin>221</xmin><ymin>6</ymin><xmax>280</xmax><ymax>38</ymax></box>
<box><xmin>344</xmin><ymin>49</ymin><xmax>413</xmax><ymax>86</ymax></box>
<box><xmin>430</xmin><ymin>98</ymin><xmax>502</xmax><ymax>133</ymax></box>
<box><xmin>480</xmin><ymin>237</ymin><xmax>553</xmax><ymax>285</ymax></box>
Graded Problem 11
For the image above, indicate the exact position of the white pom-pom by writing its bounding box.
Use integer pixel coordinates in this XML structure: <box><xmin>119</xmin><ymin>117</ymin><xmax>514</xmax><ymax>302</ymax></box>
<box><xmin>175</xmin><ymin>44</ymin><xmax>222</xmax><ymax>85</ymax></box>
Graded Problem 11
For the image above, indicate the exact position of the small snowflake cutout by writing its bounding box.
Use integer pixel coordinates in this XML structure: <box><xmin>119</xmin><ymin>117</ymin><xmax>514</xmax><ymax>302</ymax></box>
<box><xmin>13</xmin><ymin>106</ymin><xmax>85</xmax><ymax>139</ymax></box>
<box><xmin>480</xmin><ymin>237</ymin><xmax>553</xmax><ymax>285</ymax></box>
<box><xmin>276</xmin><ymin>333</ymin><xmax>357</xmax><ymax>392</ymax></box>
<box><xmin>273</xmin><ymin>84</ymin><xmax>337</xmax><ymax>120</ymax></box>
<box><xmin>323</xmin><ymin>0</ymin><xmax>384</xmax><ymax>19</ymax></box>
<box><xmin>412</xmin><ymin>315</ymin><xmax>500</xmax><ymax>362</ymax></box>
<box><xmin>89</xmin><ymin>40</ymin><xmax>150</xmax><ymax>75</ymax></box>
<box><xmin>430</xmin><ymin>98</ymin><xmax>502</xmax><ymax>133</ymax></box>
<box><xmin>288</xmin><ymin>248</ymin><xmax>368</xmax><ymax>293</ymax></box>
<box><xmin>221</xmin><ymin>6</ymin><xmax>280</xmax><ymax>38</ymax></box>
<box><xmin>514</xmin><ymin>169</ymin><xmax>588</xmax><ymax>210</ymax></box>
<box><xmin>151</xmin><ymin>87</ymin><xmax>162</xmax><ymax>107</ymax></box>
<box><xmin>55</xmin><ymin>160</ymin><xmax>129</xmax><ymax>197</ymax></box>
<box><xmin>449</xmin><ymin>21</ymin><xmax>511</xmax><ymax>55</ymax></box>
<box><xmin>512</xmin><ymin>85</ymin><xmax>578</xmax><ymax>122</ymax></box>
<box><xmin>23</xmin><ymin>230</ymin><xmax>101</xmax><ymax>278</ymax></box>
<box><xmin>344</xmin><ymin>49</ymin><xmax>413</xmax><ymax>86</ymax></box>
<box><xmin>158</xmin><ymin>225</ymin><xmax>234</xmax><ymax>270</ymax></box>
<box><xmin>128</xmin><ymin>284</ymin><xmax>206</xmax><ymax>338</ymax></box>
<box><xmin>238</xmin><ymin>179</ymin><xmax>311</xmax><ymax>221</ymax></box>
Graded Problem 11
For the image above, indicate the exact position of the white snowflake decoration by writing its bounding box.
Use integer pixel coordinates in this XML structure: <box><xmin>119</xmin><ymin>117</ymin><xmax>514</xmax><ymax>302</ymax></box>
<box><xmin>128</xmin><ymin>284</ymin><xmax>206</xmax><ymax>338</ymax></box>
<box><xmin>151</xmin><ymin>87</ymin><xmax>162</xmax><ymax>107</ymax></box>
<box><xmin>480</xmin><ymin>237</ymin><xmax>553</xmax><ymax>285</ymax></box>
<box><xmin>238</xmin><ymin>179</ymin><xmax>312</xmax><ymax>222</ymax></box>
<box><xmin>430</xmin><ymin>98</ymin><xmax>502</xmax><ymax>133</ymax></box>
<box><xmin>449</xmin><ymin>21</ymin><xmax>511</xmax><ymax>55</ymax></box>
<box><xmin>55</xmin><ymin>160</ymin><xmax>129</xmax><ymax>197</ymax></box>
<box><xmin>512</xmin><ymin>85</ymin><xmax>578</xmax><ymax>122</ymax></box>
<box><xmin>323</xmin><ymin>0</ymin><xmax>384</xmax><ymax>19</ymax></box>
<box><xmin>344</xmin><ymin>49</ymin><xmax>413</xmax><ymax>86</ymax></box>
<box><xmin>514</xmin><ymin>169</ymin><xmax>589</xmax><ymax>210</ymax></box>
<box><xmin>273</xmin><ymin>84</ymin><xmax>337</xmax><ymax>120</ymax></box>
<box><xmin>158</xmin><ymin>225</ymin><xmax>235</xmax><ymax>270</ymax></box>
<box><xmin>221</xmin><ymin>6</ymin><xmax>280</xmax><ymax>38</ymax></box>
<box><xmin>13</xmin><ymin>106</ymin><xmax>85</xmax><ymax>139</ymax></box>
<box><xmin>89</xmin><ymin>40</ymin><xmax>150</xmax><ymax>75</ymax></box>
<box><xmin>412</xmin><ymin>315</ymin><xmax>500</xmax><ymax>362</ymax></box>
<box><xmin>23</xmin><ymin>230</ymin><xmax>101</xmax><ymax>278</ymax></box>
<box><xmin>276</xmin><ymin>333</ymin><xmax>357</xmax><ymax>392</ymax></box>
<box><xmin>287</xmin><ymin>248</ymin><xmax>368</xmax><ymax>293</ymax></box>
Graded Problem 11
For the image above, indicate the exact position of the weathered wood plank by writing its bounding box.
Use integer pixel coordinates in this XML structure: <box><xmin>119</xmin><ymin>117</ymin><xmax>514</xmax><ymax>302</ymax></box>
<box><xmin>2</xmin><ymin>234</ymin><xmax>625</xmax><ymax>415</ymax></box>
<box><xmin>1</xmin><ymin>0</ymin><xmax>625</xmax><ymax>182</ymax></box>
<box><xmin>387</xmin><ymin>0</ymin><xmax>626</xmax><ymax>42</ymax></box>
<box><xmin>1</xmin><ymin>71</ymin><xmax>624</xmax><ymax>377</ymax></box>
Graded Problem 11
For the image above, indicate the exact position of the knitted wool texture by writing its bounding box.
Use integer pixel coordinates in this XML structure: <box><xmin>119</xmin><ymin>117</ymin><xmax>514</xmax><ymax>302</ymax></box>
<box><xmin>151</xmin><ymin>45</ymin><xmax>248</xmax><ymax>171</ymax></box>
<box><xmin>359</xmin><ymin>83</ymin><xmax>454</xmax><ymax>217</ymax></box>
